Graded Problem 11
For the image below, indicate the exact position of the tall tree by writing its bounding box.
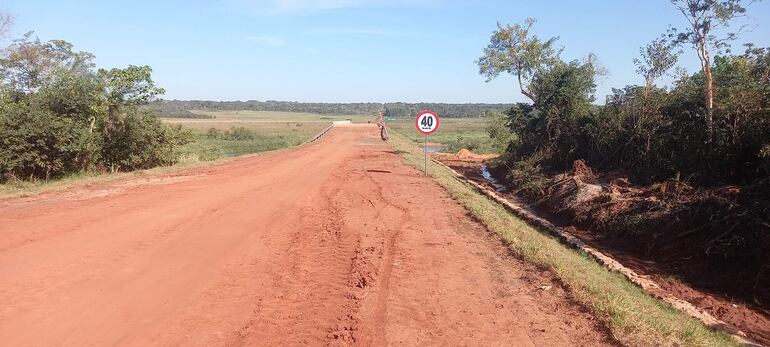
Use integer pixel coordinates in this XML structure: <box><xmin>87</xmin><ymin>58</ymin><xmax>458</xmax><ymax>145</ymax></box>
<box><xmin>670</xmin><ymin>0</ymin><xmax>754</xmax><ymax>144</ymax></box>
<box><xmin>0</xmin><ymin>33</ymin><xmax>94</xmax><ymax>92</ymax></box>
<box><xmin>99</xmin><ymin>65</ymin><xmax>165</xmax><ymax>138</ymax></box>
<box><xmin>634</xmin><ymin>34</ymin><xmax>681</xmax><ymax>94</ymax></box>
<box><xmin>476</xmin><ymin>18</ymin><xmax>560</xmax><ymax>103</ymax></box>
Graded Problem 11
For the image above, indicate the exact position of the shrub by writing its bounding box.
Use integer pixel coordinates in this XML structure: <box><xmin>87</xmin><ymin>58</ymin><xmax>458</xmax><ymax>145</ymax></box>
<box><xmin>0</xmin><ymin>35</ymin><xmax>189</xmax><ymax>181</ymax></box>
<box><xmin>101</xmin><ymin>109</ymin><xmax>192</xmax><ymax>171</ymax></box>
<box><xmin>223</xmin><ymin>126</ymin><xmax>255</xmax><ymax>141</ymax></box>
<box><xmin>503</xmin><ymin>151</ymin><xmax>550</xmax><ymax>198</ymax></box>
<box><xmin>447</xmin><ymin>135</ymin><xmax>481</xmax><ymax>152</ymax></box>
<box><xmin>494</xmin><ymin>49</ymin><xmax>770</xmax><ymax>186</ymax></box>
<box><xmin>485</xmin><ymin>110</ymin><xmax>516</xmax><ymax>153</ymax></box>
<box><xmin>0</xmin><ymin>100</ymin><xmax>86</xmax><ymax>180</ymax></box>
<box><xmin>206</xmin><ymin>127</ymin><xmax>221</xmax><ymax>139</ymax></box>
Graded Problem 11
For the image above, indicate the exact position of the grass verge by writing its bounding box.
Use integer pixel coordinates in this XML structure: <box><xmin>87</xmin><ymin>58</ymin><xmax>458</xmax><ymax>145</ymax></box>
<box><xmin>0</xmin><ymin>160</ymin><xmax>215</xmax><ymax>199</ymax></box>
<box><xmin>390</xmin><ymin>132</ymin><xmax>735</xmax><ymax>346</ymax></box>
<box><xmin>0</xmin><ymin>126</ymin><xmax>330</xmax><ymax>199</ymax></box>
<box><xmin>0</xmin><ymin>150</ymin><xmax>265</xmax><ymax>199</ymax></box>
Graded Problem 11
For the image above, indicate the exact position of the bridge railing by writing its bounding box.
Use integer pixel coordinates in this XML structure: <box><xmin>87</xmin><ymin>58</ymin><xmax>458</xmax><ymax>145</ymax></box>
<box><xmin>308</xmin><ymin>124</ymin><xmax>335</xmax><ymax>143</ymax></box>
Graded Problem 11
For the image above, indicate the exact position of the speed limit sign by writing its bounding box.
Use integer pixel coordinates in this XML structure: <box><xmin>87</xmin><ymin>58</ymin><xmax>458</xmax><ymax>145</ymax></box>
<box><xmin>415</xmin><ymin>109</ymin><xmax>439</xmax><ymax>175</ymax></box>
<box><xmin>415</xmin><ymin>110</ymin><xmax>439</xmax><ymax>134</ymax></box>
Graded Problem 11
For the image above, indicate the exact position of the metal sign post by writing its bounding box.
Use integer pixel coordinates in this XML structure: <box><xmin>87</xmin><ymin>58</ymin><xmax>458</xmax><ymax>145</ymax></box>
<box><xmin>415</xmin><ymin>110</ymin><xmax>440</xmax><ymax>176</ymax></box>
<box><xmin>424</xmin><ymin>134</ymin><xmax>428</xmax><ymax>175</ymax></box>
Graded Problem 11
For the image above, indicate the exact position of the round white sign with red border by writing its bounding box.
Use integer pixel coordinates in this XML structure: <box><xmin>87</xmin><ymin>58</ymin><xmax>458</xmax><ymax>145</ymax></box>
<box><xmin>415</xmin><ymin>110</ymin><xmax>439</xmax><ymax>135</ymax></box>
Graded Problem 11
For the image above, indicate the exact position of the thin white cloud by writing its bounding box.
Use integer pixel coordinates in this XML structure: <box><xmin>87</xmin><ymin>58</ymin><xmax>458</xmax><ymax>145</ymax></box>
<box><xmin>243</xmin><ymin>35</ymin><xmax>287</xmax><ymax>46</ymax></box>
<box><xmin>272</xmin><ymin>0</ymin><xmax>370</xmax><ymax>13</ymax></box>
<box><xmin>226</xmin><ymin>0</ymin><xmax>443</xmax><ymax>15</ymax></box>
<box><xmin>306</xmin><ymin>28</ymin><xmax>412</xmax><ymax>37</ymax></box>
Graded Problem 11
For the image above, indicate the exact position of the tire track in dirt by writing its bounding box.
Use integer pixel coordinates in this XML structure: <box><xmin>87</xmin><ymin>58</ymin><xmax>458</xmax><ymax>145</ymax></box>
<box><xmin>228</xmin><ymin>174</ymin><xmax>362</xmax><ymax>345</ymax></box>
<box><xmin>358</xmin><ymin>168</ymin><xmax>411</xmax><ymax>345</ymax></box>
<box><xmin>331</xmin><ymin>140</ymin><xmax>618</xmax><ymax>346</ymax></box>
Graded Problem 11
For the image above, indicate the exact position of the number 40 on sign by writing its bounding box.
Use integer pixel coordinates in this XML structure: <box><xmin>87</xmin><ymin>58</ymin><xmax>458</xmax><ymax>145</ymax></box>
<box><xmin>415</xmin><ymin>110</ymin><xmax>440</xmax><ymax>175</ymax></box>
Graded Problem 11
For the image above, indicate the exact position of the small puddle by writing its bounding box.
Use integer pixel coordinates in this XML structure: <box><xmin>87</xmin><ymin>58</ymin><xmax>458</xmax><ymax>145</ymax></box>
<box><xmin>480</xmin><ymin>164</ymin><xmax>508</xmax><ymax>192</ymax></box>
<box><xmin>424</xmin><ymin>145</ymin><xmax>446</xmax><ymax>153</ymax></box>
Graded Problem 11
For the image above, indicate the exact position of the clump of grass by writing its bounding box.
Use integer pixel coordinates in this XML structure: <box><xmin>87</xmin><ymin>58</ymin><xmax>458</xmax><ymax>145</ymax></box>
<box><xmin>176</xmin><ymin>140</ymin><xmax>224</xmax><ymax>162</ymax></box>
<box><xmin>0</xmin><ymin>172</ymin><xmax>98</xmax><ymax>197</ymax></box>
<box><xmin>505</xmin><ymin>154</ymin><xmax>550</xmax><ymax>198</ymax></box>
<box><xmin>390</xmin><ymin>133</ymin><xmax>735</xmax><ymax>346</ymax></box>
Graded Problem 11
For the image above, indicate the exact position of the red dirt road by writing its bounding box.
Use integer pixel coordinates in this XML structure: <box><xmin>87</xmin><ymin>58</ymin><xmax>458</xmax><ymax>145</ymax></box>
<box><xmin>0</xmin><ymin>125</ymin><xmax>613</xmax><ymax>346</ymax></box>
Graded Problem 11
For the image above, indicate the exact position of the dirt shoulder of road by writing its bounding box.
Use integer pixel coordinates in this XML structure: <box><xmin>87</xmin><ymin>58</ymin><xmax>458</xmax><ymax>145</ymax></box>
<box><xmin>390</xmin><ymin>132</ymin><xmax>736</xmax><ymax>346</ymax></box>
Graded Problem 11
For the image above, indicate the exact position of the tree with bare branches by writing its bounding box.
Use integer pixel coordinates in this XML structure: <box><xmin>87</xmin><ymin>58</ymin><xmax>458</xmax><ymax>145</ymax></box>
<box><xmin>669</xmin><ymin>0</ymin><xmax>756</xmax><ymax>145</ymax></box>
<box><xmin>476</xmin><ymin>18</ymin><xmax>561</xmax><ymax>103</ymax></box>
<box><xmin>0</xmin><ymin>13</ymin><xmax>13</xmax><ymax>39</ymax></box>
<box><xmin>635</xmin><ymin>34</ymin><xmax>681</xmax><ymax>95</ymax></box>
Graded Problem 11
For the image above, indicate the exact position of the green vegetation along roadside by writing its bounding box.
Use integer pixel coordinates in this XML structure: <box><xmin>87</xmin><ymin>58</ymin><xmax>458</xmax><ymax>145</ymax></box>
<box><xmin>388</xmin><ymin>117</ymin><xmax>496</xmax><ymax>154</ymax></box>
<box><xmin>0</xmin><ymin>113</ymin><xmax>336</xmax><ymax>199</ymax></box>
<box><xmin>0</xmin><ymin>156</ymin><xmax>223</xmax><ymax>199</ymax></box>
<box><xmin>477</xmin><ymin>6</ymin><xmax>769</xmax><ymax>309</ymax></box>
<box><xmin>390</xmin><ymin>132</ymin><xmax>735</xmax><ymax>346</ymax></box>
<box><xmin>0</xmin><ymin>33</ymin><xmax>192</xmax><ymax>182</ymax></box>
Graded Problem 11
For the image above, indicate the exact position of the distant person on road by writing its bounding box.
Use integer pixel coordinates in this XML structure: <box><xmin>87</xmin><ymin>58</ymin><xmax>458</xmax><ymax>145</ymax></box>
<box><xmin>376</xmin><ymin>114</ymin><xmax>389</xmax><ymax>141</ymax></box>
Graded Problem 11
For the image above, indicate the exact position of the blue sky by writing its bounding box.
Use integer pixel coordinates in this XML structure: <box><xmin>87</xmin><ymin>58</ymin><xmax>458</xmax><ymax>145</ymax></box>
<box><xmin>2</xmin><ymin>0</ymin><xmax>769</xmax><ymax>103</ymax></box>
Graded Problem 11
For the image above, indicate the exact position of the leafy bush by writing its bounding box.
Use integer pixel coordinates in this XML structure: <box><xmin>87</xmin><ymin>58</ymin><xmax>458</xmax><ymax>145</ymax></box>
<box><xmin>222</xmin><ymin>126</ymin><xmax>255</xmax><ymax>141</ymax></box>
<box><xmin>205</xmin><ymin>127</ymin><xmax>221</xmax><ymax>139</ymax></box>
<box><xmin>485</xmin><ymin>110</ymin><xmax>516</xmax><ymax>153</ymax></box>
<box><xmin>493</xmin><ymin>49</ymin><xmax>770</xmax><ymax>186</ymax></box>
<box><xmin>446</xmin><ymin>135</ymin><xmax>481</xmax><ymax>152</ymax></box>
<box><xmin>0</xmin><ymin>34</ymin><xmax>191</xmax><ymax>181</ymax></box>
<box><xmin>507</xmin><ymin>154</ymin><xmax>550</xmax><ymax>198</ymax></box>
<box><xmin>0</xmin><ymin>101</ymin><xmax>86</xmax><ymax>180</ymax></box>
<box><xmin>101</xmin><ymin>109</ymin><xmax>192</xmax><ymax>171</ymax></box>
<box><xmin>586</xmin><ymin>52</ymin><xmax>770</xmax><ymax>185</ymax></box>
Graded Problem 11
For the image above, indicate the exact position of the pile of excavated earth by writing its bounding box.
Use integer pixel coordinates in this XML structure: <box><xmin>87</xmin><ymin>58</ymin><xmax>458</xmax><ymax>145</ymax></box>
<box><xmin>437</xmin><ymin>150</ymin><xmax>770</xmax><ymax>345</ymax></box>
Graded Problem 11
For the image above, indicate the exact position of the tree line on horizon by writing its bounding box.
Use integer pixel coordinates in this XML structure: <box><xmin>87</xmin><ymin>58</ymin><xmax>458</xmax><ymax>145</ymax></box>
<box><xmin>383</xmin><ymin>102</ymin><xmax>514</xmax><ymax>118</ymax></box>
<box><xmin>148</xmin><ymin>100</ymin><xmax>383</xmax><ymax>117</ymax></box>
<box><xmin>149</xmin><ymin>99</ymin><xmax>515</xmax><ymax>119</ymax></box>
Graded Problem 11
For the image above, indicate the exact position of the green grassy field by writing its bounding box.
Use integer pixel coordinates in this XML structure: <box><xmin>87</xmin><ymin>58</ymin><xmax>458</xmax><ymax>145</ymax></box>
<box><xmin>179</xmin><ymin>110</ymin><xmax>372</xmax><ymax>123</ymax></box>
<box><xmin>387</xmin><ymin>117</ymin><xmax>495</xmax><ymax>154</ymax></box>
<box><xmin>166</xmin><ymin>110</ymin><xmax>376</xmax><ymax>160</ymax></box>
<box><xmin>175</xmin><ymin>123</ymin><xmax>329</xmax><ymax>160</ymax></box>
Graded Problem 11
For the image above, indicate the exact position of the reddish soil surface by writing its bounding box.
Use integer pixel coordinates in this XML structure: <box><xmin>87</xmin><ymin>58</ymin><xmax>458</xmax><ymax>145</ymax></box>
<box><xmin>0</xmin><ymin>125</ymin><xmax>614</xmax><ymax>346</ymax></box>
<box><xmin>444</xmin><ymin>160</ymin><xmax>770</xmax><ymax>346</ymax></box>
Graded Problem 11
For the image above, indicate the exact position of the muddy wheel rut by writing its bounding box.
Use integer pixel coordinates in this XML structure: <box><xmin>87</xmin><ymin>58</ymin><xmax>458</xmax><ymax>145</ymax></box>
<box><xmin>1</xmin><ymin>125</ymin><xmax>614</xmax><ymax>346</ymax></box>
